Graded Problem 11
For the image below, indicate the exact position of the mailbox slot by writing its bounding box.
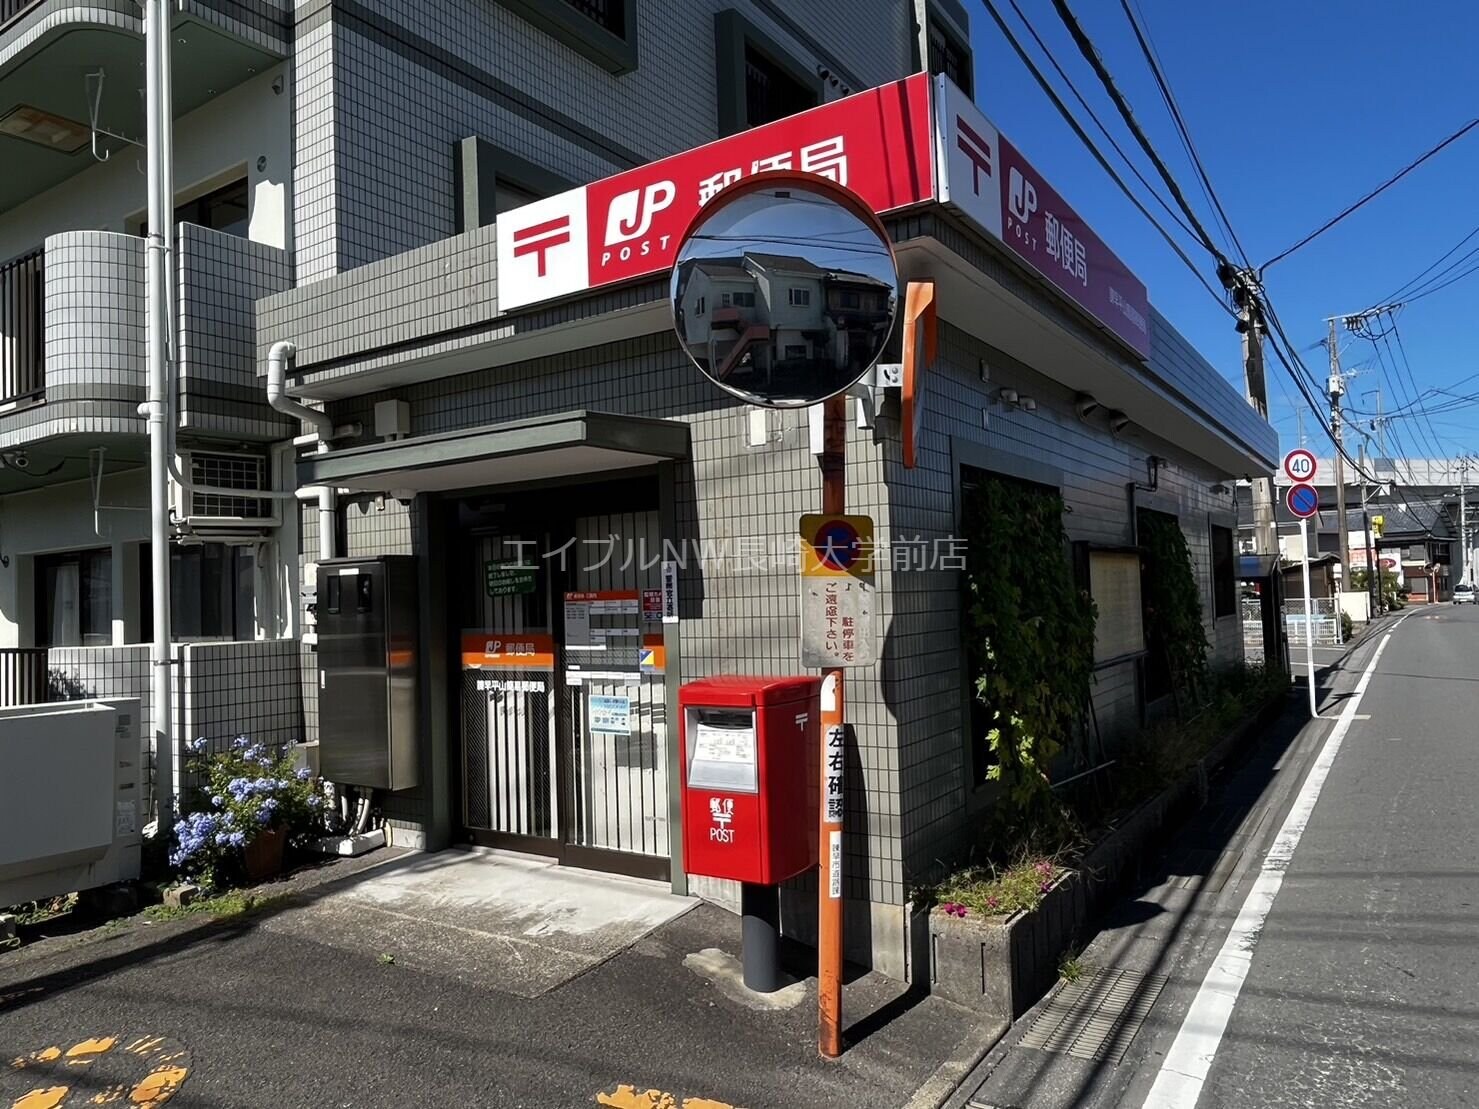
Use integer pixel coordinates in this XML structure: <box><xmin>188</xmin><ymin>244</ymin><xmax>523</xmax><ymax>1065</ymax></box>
<box><xmin>684</xmin><ymin>707</ymin><xmax>758</xmax><ymax>793</ymax></box>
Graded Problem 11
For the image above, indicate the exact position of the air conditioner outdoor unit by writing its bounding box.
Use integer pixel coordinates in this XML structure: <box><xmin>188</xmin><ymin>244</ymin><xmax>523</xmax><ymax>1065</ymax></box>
<box><xmin>0</xmin><ymin>698</ymin><xmax>143</xmax><ymax>906</ymax></box>
<box><xmin>175</xmin><ymin>449</ymin><xmax>280</xmax><ymax>531</ymax></box>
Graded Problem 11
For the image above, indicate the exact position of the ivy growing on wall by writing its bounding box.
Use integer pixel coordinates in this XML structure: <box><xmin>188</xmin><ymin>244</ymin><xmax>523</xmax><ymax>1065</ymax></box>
<box><xmin>1136</xmin><ymin>509</ymin><xmax>1209</xmax><ymax>701</ymax></box>
<box><xmin>962</xmin><ymin>472</ymin><xmax>1097</xmax><ymax>826</ymax></box>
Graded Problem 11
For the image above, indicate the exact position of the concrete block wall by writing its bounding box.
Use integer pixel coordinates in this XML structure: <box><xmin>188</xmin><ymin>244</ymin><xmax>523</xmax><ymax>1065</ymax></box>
<box><xmin>258</xmin><ymin>226</ymin><xmax>498</xmax><ymax>369</ymax></box>
<box><xmin>290</xmin><ymin>0</ymin><xmax>914</xmax><ymax>282</ymax></box>
<box><xmin>47</xmin><ymin>639</ymin><xmax>308</xmax><ymax>811</ymax></box>
<box><xmin>895</xmin><ymin>319</ymin><xmax>1248</xmax><ymax>882</ymax></box>
<box><xmin>47</xmin><ymin>645</ymin><xmax>159</xmax><ymax>807</ymax></box>
<box><xmin>178</xmin><ymin>638</ymin><xmax>305</xmax><ymax>755</ymax></box>
<box><xmin>176</xmin><ymin>224</ymin><xmax>296</xmax><ymax>440</ymax></box>
<box><xmin>4</xmin><ymin>232</ymin><xmax>146</xmax><ymax>449</ymax></box>
<box><xmin>189</xmin><ymin>0</ymin><xmax>292</xmax><ymax>53</ymax></box>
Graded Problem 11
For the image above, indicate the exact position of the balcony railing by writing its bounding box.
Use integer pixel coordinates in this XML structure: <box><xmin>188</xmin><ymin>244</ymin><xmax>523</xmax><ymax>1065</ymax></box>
<box><xmin>0</xmin><ymin>1</ymin><xmax>41</xmax><ymax>30</ymax></box>
<box><xmin>0</xmin><ymin>246</ymin><xmax>44</xmax><ymax>406</ymax></box>
<box><xmin>0</xmin><ymin>647</ymin><xmax>48</xmax><ymax>707</ymax></box>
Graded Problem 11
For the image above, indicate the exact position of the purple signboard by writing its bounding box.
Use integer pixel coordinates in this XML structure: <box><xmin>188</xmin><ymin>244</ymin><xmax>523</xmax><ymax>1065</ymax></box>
<box><xmin>933</xmin><ymin>78</ymin><xmax>1152</xmax><ymax>360</ymax></box>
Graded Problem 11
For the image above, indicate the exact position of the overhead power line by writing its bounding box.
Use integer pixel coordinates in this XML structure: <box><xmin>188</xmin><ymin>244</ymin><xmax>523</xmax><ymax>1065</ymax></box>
<box><xmin>1001</xmin><ymin>0</ymin><xmax>1200</xmax><ymax>243</ymax></box>
<box><xmin>1401</xmin><ymin>254</ymin><xmax>1479</xmax><ymax>305</ymax></box>
<box><xmin>1046</xmin><ymin>0</ymin><xmax>1230</xmax><ymax>267</ymax></box>
<box><xmin>1259</xmin><ymin>117</ymin><xmax>1479</xmax><ymax>274</ymax></box>
<box><xmin>1117</xmin><ymin>0</ymin><xmax>1252</xmax><ymax>268</ymax></box>
<box><xmin>1035</xmin><ymin>0</ymin><xmax>1375</xmax><ymax>471</ymax></box>
<box><xmin>1380</xmin><ymin>223</ymin><xmax>1479</xmax><ymax>304</ymax></box>
<box><xmin>975</xmin><ymin>0</ymin><xmax>1234</xmax><ymax>315</ymax></box>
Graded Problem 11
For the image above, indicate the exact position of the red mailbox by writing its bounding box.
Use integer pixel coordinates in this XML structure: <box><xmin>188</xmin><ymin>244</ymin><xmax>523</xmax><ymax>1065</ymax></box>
<box><xmin>679</xmin><ymin>675</ymin><xmax>821</xmax><ymax>885</ymax></box>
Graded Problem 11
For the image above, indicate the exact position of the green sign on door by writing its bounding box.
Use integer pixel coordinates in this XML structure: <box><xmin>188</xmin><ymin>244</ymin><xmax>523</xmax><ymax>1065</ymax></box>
<box><xmin>485</xmin><ymin>561</ymin><xmax>537</xmax><ymax>598</ymax></box>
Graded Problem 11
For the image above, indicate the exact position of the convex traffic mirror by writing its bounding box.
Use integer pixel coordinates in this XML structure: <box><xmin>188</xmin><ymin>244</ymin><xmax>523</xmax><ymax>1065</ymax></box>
<box><xmin>670</xmin><ymin>174</ymin><xmax>901</xmax><ymax>409</ymax></box>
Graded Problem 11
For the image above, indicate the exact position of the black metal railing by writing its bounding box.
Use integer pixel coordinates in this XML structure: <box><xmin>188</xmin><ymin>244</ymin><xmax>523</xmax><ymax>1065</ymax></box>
<box><xmin>0</xmin><ymin>246</ymin><xmax>43</xmax><ymax>405</ymax></box>
<box><xmin>0</xmin><ymin>1</ymin><xmax>42</xmax><ymax>29</ymax></box>
<box><xmin>0</xmin><ymin>647</ymin><xmax>48</xmax><ymax>708</ymax></box>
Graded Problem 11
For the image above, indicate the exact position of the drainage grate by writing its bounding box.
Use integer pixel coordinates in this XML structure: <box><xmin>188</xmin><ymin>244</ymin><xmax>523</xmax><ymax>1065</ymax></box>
<box><xmin>1018</xmin><ymin>968</ymin><xmax>1168</xmax><ymax>1063</ymax></box>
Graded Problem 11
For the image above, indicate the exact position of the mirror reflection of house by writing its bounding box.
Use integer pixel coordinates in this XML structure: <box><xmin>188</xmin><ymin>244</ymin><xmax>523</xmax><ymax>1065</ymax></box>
<box><xmin>673</xmin><ymin>250</ymin><xmax>895</xmax><ymax>405</ymax></box>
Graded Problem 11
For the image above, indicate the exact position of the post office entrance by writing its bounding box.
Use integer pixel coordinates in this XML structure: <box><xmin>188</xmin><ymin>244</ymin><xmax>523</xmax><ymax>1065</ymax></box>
<box><xmin>451</xmin><ymin>476</ymin><xmax>672</xmax><ymax>880</ymax></box>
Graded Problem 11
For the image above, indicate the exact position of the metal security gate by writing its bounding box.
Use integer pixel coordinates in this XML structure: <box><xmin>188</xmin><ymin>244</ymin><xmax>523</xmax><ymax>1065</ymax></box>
<box><xmin>460</xmin><ymin>529</ymin><xmax>561</xmax><ymax>850</ymax></box>
<box><xmin>453</xmin><ymin>486</ymin><xmax>670</xmax><ymax>879</ymax></box>
<box><xmin>561</xmin><ymin>510</ymin><xmax>671</xmax><ymax>869</ymax></box>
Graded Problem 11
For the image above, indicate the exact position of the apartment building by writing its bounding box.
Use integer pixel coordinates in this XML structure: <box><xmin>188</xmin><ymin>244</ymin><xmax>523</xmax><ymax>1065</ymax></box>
<box><xmin>0</xmin><ymin>0</ymin><xmax>1276</xmax><ymax>977</ymax></box>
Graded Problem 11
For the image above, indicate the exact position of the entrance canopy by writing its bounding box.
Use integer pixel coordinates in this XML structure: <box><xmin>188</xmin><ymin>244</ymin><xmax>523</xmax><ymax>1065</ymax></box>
<box><xmin>298</xmin><ymin>410</ymin><xmax>689</xmax><ymax>495</ymax></box>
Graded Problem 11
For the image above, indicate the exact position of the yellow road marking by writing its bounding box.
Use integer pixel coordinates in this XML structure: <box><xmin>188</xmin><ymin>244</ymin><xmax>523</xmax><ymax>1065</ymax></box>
<box><xmin>12</xmin><ymin>1089</ymin><xmax>69</xmax><ymax>1109</ymax></box>
<box><xmin>63</xmin><ymin>1040</ymin><xmax>117</xmax><ymax>1065</ymax></box>
<box><xmin>6</xmin><ymin>1036</ymin><xmax>188</xmax><ymax>1109</ymax></box>
<box><xmin>127</xmin><ymin>1067</ymin><xmax>187</xmax><ymax>1107</ymax></box>
<box><xmin>596</xmin><ymin>1085</ymin><xmax>739</xmax><ymax>1109</ymax></box>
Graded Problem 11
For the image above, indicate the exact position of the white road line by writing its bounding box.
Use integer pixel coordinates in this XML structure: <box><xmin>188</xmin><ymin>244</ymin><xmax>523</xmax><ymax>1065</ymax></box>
<box><xmin>1141</xmin><ymin>614</ymin><xmax>1411</xmax><ymax>1109</ymax></box>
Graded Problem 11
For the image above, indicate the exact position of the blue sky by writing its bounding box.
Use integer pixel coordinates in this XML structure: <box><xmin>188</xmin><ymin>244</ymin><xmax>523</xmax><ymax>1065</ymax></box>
<box><xmin>966</xmin><ymin>0</ymin><xmax>1479</xmax><ymax>463</ymax></box>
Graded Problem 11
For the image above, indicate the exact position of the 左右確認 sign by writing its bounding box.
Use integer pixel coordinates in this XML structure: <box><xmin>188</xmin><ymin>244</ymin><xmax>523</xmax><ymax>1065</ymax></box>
<box><xmin>495</xmin><ymin>74</ymin><xmax>1151</xmax><ymax>361</ymax></box>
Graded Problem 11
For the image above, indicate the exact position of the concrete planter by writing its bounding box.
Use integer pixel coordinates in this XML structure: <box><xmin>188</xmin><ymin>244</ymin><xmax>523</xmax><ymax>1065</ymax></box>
<box><xmin>927</xmin><ymin>690</ymin><xmax>1289</xmax><ymax>1020</ymax></box>
<box><xmin>928</xmin><ymin>871</ymin><xmax>1085</xmax><ymax>1020</ymax></box>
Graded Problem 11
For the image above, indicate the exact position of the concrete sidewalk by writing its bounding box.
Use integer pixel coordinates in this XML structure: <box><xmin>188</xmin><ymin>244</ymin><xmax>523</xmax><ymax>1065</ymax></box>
<box><xmin>1</xmin><ymin>848</ymin><xmax>982</xmax><ymax>1108</ymax></box>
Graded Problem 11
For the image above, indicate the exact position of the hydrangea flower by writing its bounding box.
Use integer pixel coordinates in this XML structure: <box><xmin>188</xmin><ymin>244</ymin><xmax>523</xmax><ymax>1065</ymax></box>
<box><xmin>232</xmin><ymin>735</ymin><xmax>250</xmax><ymax>750</ymax></box>
<box><xmin>295</xmin><ymin>767</ymin><xmax>313</xmax><ymax>781</ymax></box>
<box><xmin>187</xmin><ymin>736</ymin><xmax>208</xmax><ymax>754</ymax></box>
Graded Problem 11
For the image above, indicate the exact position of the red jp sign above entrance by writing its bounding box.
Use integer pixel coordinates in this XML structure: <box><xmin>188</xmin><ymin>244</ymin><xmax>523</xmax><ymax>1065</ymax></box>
<box><xmin>495</xmin><ymin>75</ymin><xmax>1152</xmax><ymax>361</ymax></box>
<box><xmin>497</xmin><ymin>75</ymin><xmax>933</xmax><ymax>311</ymax></box>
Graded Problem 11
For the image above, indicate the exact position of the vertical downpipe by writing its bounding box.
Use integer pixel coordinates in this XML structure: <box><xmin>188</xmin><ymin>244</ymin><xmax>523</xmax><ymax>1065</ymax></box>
<box><xmin>145</xmin><ymin>0</ymin><xmax>175</xmax><ymax>829</ymax></box>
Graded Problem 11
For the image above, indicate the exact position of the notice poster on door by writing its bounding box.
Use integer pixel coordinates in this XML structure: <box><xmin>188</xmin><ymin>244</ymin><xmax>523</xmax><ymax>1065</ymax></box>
<box><xmin>589</xmin><ymin>695</ymin><xmax>632</xmax><ymax>735</ymax></box>
<box><xmin>564</xmin><ymin>591</ymin><xmax>643</xmax><ymax>681</ymax></box>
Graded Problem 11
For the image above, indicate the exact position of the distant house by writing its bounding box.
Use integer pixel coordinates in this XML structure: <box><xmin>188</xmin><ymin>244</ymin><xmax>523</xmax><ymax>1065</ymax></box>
<box><xmin>673</xmin><ymin>251</ymin><xmax>895</xmax><ymax>389</ymax></box>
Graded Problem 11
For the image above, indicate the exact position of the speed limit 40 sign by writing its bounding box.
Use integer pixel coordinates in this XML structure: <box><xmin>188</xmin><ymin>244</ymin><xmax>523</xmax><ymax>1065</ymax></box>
<box><xmin>1283</xmin><ymin>448</ymin><xmax>1317</xmax><ymax>483</ymax></box>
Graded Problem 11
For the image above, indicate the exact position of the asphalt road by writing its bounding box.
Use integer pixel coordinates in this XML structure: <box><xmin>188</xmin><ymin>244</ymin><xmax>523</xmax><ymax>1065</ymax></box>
<box><xmin>0</xmin><ymin>874</ymin><xmax>972</xmax><ymax>1109</ymax></box>
<box><xmin>962</xmin><ymin>605</ymin><xmax>1479</xmax><ymax>1109</ymax></box>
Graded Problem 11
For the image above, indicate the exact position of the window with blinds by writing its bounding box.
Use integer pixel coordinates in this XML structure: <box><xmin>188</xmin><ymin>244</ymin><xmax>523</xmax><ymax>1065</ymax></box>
<box><xmin>1088</xmin><ymin>549</ymin><xmax>1145</xmax><ymax>664</ymax></box>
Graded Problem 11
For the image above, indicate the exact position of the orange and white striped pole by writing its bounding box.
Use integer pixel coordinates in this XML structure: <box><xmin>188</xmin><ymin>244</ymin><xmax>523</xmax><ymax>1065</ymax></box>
<box><xmin>817</xmin><ymin>391</ymin><xmax>847</xmax><ymax>1059</ymax></box>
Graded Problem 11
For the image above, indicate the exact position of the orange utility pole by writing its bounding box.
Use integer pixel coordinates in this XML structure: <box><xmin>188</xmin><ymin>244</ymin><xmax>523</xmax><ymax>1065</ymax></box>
<box><xmin>817</xmin><ymin>389</ymin><xmax>847</xmax><ymax>1059</ymax></box>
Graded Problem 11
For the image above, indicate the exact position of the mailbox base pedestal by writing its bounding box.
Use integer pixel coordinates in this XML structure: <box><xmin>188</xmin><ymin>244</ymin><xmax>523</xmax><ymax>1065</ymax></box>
<box><xmin>741</xmin><ymin>882</ymin><xmax>782</xmax><ymax>993</ymax></box>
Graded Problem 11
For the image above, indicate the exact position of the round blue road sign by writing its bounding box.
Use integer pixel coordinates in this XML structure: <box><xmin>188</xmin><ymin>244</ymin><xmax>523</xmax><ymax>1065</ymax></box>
<box><xmin>1287</xmin><ymin>483</ymin><xmax>1319</xmax><ymax>518</ymax></box>
<box><xmin>814</xmin><ymin>519</ymin><xmax>861</xmax><ymax>571</ymax></box>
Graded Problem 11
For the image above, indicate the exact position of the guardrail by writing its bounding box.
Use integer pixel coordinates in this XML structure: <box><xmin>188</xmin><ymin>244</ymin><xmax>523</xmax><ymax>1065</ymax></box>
<box><xmin>0</xmin><ymin>246</ymin><xmax>44</xmax><ymax>405</ymax></box>
<box><xmin>0</xmin><ymin>1</ymin><xmax>42</xmax><ymax>28</ymax></box>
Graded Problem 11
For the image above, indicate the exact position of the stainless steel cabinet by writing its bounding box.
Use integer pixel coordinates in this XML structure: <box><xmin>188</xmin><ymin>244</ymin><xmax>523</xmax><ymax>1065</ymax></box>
<box><xmin>316</xmin><ymin>556</ymin><xmax>419</xmax><ymax>790</ymax></box>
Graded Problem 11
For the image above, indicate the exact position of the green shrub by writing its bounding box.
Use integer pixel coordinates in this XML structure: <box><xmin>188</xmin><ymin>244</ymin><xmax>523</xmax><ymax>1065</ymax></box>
<box><xmin>961</xmin><ymin>476</ymin><xmax>1097</xmax><ymax>828</ymax></box>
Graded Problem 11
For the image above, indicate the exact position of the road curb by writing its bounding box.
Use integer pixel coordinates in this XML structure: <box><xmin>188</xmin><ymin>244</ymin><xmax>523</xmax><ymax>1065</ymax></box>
<box><xmin>902</xmin><ymin>1014</ymin><xmax>1010</xmax><ymax>1109</ymax></box>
